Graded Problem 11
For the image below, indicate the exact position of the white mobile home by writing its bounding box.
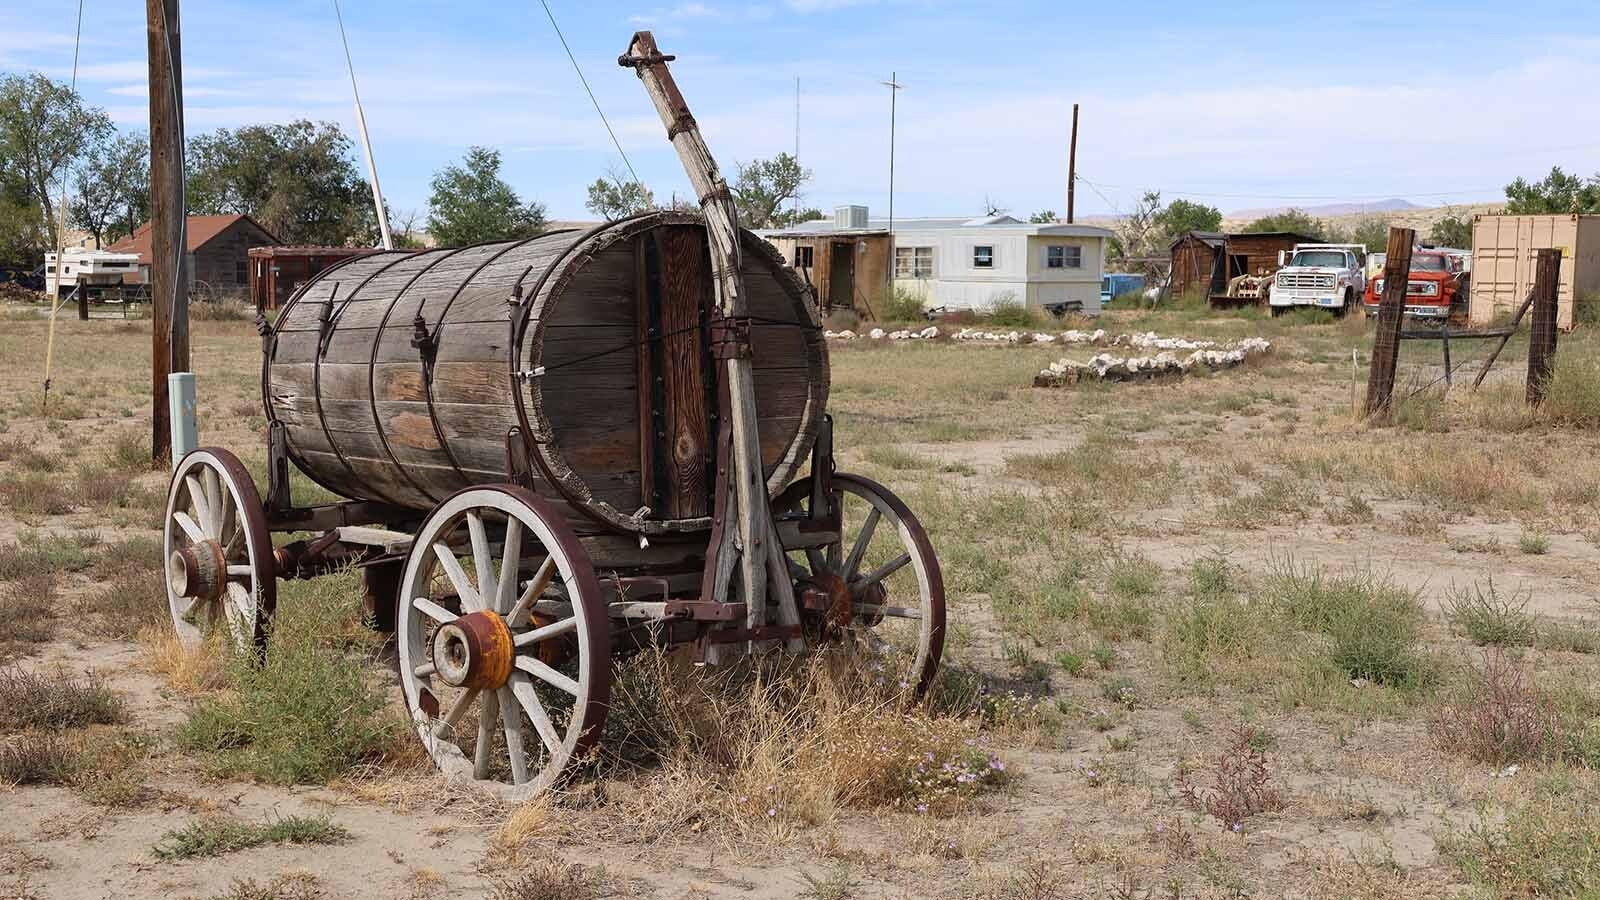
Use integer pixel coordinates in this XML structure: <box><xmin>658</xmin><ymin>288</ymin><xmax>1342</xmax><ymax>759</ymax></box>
<box><xmin>890</xmin><ymin>215</ymin><xmax>1111</xmax><ymax>314</ymax></box>
<box><xmin>761</xmin><ymin>210</ymin><xmax>1111</xmax><ymax>315</ymax></box>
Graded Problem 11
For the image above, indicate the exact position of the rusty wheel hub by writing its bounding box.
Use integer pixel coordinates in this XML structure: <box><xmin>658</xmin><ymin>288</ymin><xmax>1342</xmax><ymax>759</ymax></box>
<box><xmin>812</xmin><ymin>570</ymin><xmax>854</xmax><ymax>630</ymax></box>
<box><xmin>431</xmin><ymin>609</ymin><xmax>514</xmax><ymax>691</ymax></box>
<box><xmin>168</xmin><ymin>540</ymin><xmax>227</xmax><ymax>602</ymax></box>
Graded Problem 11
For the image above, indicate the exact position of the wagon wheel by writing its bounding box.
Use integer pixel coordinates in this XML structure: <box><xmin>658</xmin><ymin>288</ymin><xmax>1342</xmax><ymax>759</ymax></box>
<box><xmin>397</xmin><ymin>485</ymin><xmax>611</xmax><ymax>797</ymax></box>
<box><xmin>783</xmin><ymin>473</ymin><xmax>946</xmax><ymax>696</ymax></box>
<box><xmin>163</xmin><ymin>448</ymin><xmax>276</xmax><ymax>650</ymax></box>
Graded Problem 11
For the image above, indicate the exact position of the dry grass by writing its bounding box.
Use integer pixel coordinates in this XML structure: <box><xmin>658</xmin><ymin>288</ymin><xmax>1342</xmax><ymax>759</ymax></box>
<box><xmin>138</xmin><ymin>625</ymin><xmax>230</xmax><ymax>695</ymax></box>
<box><xmin>0</xmin><ymin>572</ymin><xmax>58</xmax><ymax>649</ymax></box>
<box><xmin>594</xmin><ymin>649</ymin><xmax>1015</xmax><ymax>840</ymax></box>
<box><xmin>83</xmin><ymin>568</ymin><xmax>167</xmax><ymax>639</ymax></box>
<box><xmin>0</xmin><ymin>667</ymin><xmax>124</xmax><ymax>730</ymax></box>
<box><xmin>0</xmin><ymin>731</ymin><xmax>79</xmax><ymax>785</ymax></box>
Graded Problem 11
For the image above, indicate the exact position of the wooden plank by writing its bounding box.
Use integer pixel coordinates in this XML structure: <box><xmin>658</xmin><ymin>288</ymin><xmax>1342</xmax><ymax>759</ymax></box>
<box><xmin>658</xmin><ymin>225</ymin><xmax>712</xmax><ymax>518</ymax></box>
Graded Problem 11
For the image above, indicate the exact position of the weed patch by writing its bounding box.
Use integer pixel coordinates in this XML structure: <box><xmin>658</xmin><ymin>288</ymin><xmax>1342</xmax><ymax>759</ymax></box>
<box><xmin>1432</xmin><ymin>651</ymin><xmax>1561</xmax><ymax>766</ymax></box>
<box><xmin>0</xmin><ymin>668</ymin><xmax>124</xmax><ymax>730</ymax></box>
<box><xmin>152</xmin><ymin>815</ymin><xmax>349</xmax><ymax>860</ymax></box>
<box><xmin>1176</xmin><ymin>724</ymin><xmax>1283</xmax><ymax>830</ymax></box>
<box><xmin>1441</xmin><ymin>795</ymin><xmax>1600</xmax><ymax>896</ymax></box>
<box><xmin>1444</xmin><ymin>579</ymin><xmax>1538</xmax><ymax>647</ymax></box>
<box><xmin>0</xmin><ymin>731</ymin><xmax>78</xmax><ymax>784</ymax></box>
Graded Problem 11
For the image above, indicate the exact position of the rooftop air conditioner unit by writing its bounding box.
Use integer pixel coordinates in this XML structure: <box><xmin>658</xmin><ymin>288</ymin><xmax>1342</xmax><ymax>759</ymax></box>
<box><xmin>834</xmin><ymin>205</ymin><xmax>869</xmax><ymax>231</ymax></box>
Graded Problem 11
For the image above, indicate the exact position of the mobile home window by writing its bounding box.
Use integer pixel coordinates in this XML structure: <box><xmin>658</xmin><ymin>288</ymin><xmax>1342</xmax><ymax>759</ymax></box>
<box><xmin>1046</xmin><ymin>245</ymin><xmax>1082</xmax><ymax>269</ymax></box>
<box><xmin>894</xmin><ymin>246</ymin><xmax>934</xmax><ymax>278</ymax></box>
<box><xmin>973</xmin><ymin>245</ymin><xmax>994</xmax><ymax>269</ymax></box>
<box><xmin>793</xmin><ymin>246</ymin><xmax>814</xmax><ymax>268</ymax></box>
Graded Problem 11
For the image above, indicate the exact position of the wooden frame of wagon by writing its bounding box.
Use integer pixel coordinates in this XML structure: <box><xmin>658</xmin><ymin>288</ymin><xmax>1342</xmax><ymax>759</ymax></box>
<box><xmin>159</xmin><ymin>31</ymin><xmax>947</xmax><ymax>799</ymax></box>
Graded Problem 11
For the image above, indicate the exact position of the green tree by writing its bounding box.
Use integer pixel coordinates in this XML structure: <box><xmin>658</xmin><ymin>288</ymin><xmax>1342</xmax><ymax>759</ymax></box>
<box><xmin>70</xmin><ymin>131</ymin><xmax>149</xmax><ymax>248</ymax></box>
<box><xmin>1503</xmin><ymin>166</ymin><xmax>1600</xmax><ymax>214</ymax></box>
<box><xmin>0</xmin><ymin>72</ymin><xmax>113</xmax><ymax>246</ymax></box>
<box><xmin>1152</xmin><ymin>198</ymin><xmax>1221</xmax><ymax>242</ymax></box>
<box><xmin>187</xmin><ymin>120</ymin><xmax>375</xmax><ymax>245</ymax></box>
<box><xmin>1349</xmin><ymin>217</ymin><xmax>1390</xmax><ymax>254</ymax></box>
<box><xmin>731</xmin><ymin>152</ymin><xmax>811</xmax><ymax>229</ymax></box>
<box><xmin>426</xmin><ymin>146</ymin><xmax>546</xmax><ymax>246</ymax></box>
<box><xmin>1428</xmin><ymin>213</ymin><xmax>1473</xmax><ymax>249</ymax></box>
<box><xmin>585</xmin><ymin>166</ymin><xmax>654</xmax><ymax>221</ymax></box>
<box><xmin>1242</xmin><ymin>208</ymin><xmax>1325</xmax><ymax>239</ymax></box>
<box><xmin>0</xmin><ymin>179</ymin><xmax>44</xmax><ymax>268</ymax></box>
<box><xmin>1029</xmin><ymin>209</ymin><xmax>1058</xmax><ymax>224</ymax></box>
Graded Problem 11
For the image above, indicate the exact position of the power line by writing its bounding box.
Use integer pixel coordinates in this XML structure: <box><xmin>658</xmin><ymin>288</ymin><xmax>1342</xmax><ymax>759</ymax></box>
<box><xmin>1076</xmin><ymin>174</ymin><xmax>1500</xmax><ymax>204</ymax></box>
<box><xmin>538</xmin><ymin>0</ymin><xmax>641</xmax><ymax>186</ymax></box>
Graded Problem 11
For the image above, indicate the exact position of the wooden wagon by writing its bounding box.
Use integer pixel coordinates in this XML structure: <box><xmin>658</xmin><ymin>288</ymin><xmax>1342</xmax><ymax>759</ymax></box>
<box><xmin>160</xmin><ymin>34</ymin><xmax>946</xmax><ymax>796</ymax></box>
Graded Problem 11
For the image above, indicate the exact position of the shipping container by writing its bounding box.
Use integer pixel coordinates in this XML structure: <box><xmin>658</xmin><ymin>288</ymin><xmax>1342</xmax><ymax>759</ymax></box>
<box><xmin>1469</xmin><ymin>214</ymin><xmax>1600</xmax><ymax>331</ymax></box>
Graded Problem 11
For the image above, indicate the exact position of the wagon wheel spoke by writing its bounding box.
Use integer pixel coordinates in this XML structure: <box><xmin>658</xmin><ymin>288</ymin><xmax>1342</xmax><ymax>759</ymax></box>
<box><xmin>432</xmin><ymin>541</ymin><xmax>480</xmax><ymax>611</ymax></box>
<box><xmin>508</xmin><ymin>558</ymin><xmax>556</xmax><ymax>628</ymax></box>
<box><xmin>412</xmin><ymin>596</ymin><xmax>457</xmax><ymax>624</ymax></box>
<box><xmin>854</xmin><ymin>553</ymin><xmax>911</xmax><ymax>593</ymax></box>
<box><xmin>842</xmin><ymin>507</ymin><xmax>880</xmax><ymax>580</ymax></box>
<box><xmin>226</xmin><ymin>564</ymin><xmax>253</xmax><ymax>578</ymax></box>
<box><xmin>510</xmin><ymin>673</ymin><xmax>563</xmax><ymax>758</ymax></box>
<box><xmin>467</xmin><ymin>512</ymin><xmax>496</xmax><ymax>609</ymax></box>
<box><xmin>434</xmin><ymin>687</ymin><xmax>479</xmax><ymax>738</ymax></box>
<box><xmin>498</xmin><ymin>687</ymin><xmax>530</xmax><ymax>785</ymax></box>
<box><xmin>511</xmin><ymin>616</ymin><xmax>577</xmax><ymax>648</ymax></box>
<box><xmin>203</xmin><ymin>468</ymin><xmax>224</xmax><ymax>536</ymax></box>
<box><xmin>474</xmin><ymin>695</ymin><xmax>496</xmax><ymax>779</ymax></box>
<box><xmin>515</xmin><ymin>656</ymin><xmax>580</xmax><ymax>696</ymax></box>
<box><xmin>496</xmin><ymin>518</ymin><xmax>523</xmax><ymax>616</ymax></box>
<box><xmin>186</xmin><ymin>475</ymin><xmax>211</xmax><ymax>538</ymax></box>
<box><xmin>173</xmin><ymin>510</ymin><xmax>205</xmax><ymax>544</ymax></box>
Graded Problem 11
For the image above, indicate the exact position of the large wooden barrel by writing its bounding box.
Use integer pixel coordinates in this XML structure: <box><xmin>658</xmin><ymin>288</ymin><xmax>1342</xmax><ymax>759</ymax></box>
<box><xmin>264</xmin><ymin>211</ymin><xmax>828</xmax><ymax>536</ymax></box>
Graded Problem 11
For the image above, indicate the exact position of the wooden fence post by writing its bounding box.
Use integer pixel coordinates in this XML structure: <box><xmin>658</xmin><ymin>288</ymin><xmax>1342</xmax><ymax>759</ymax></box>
<box><xmin>1364</xmin><ymin>227</ymin><xmax>1415</xmax><ymax>419</ymax></box>
<box><xmin>1526</xmin><ymin>248</ymin><xmax>1561</xmax><ymax>405</ymax></box>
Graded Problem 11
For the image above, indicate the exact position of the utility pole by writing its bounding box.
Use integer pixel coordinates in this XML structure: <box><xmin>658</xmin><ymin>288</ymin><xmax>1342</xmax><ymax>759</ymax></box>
<box><xmin>1067</xmin><ymin>103</ymin><xmax>1079</xmax><ymax>223</ymax></box>
<box><xmin>793</xmin><ymin>76</ymin><xmax>800</xmax><ymax>223</ymax></box>
<box><xmin>146</xmin><ymin>0</ymin><xmax>189</xmax><ymax>464</ymax></box>
<box><xmin>882</xmin><ymin>73</ymin><xmax>903</xmax><ymax>232</ymax></box>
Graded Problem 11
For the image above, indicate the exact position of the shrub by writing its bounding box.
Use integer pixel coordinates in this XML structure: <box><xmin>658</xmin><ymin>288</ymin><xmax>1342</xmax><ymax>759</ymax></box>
<box><xmin>1541</xmin><ymin>352</ymin><xmax>1600</xmax><ymax>427</ymax></box>
<box><xmin>1518</xmin><ymin>531</ymin><xmax>1551</xmax><ymax>555</ymax></box>
<box><xmin>0</xmin><ymin>473</ymin><xmax>73</xmax><ymax>515</ymax></box>
<box><xmin>1176</xmin><ymin>725</ymin><xmax>1283</xmax><ymax>830</ymax></box>
<box><xmin>0</xmin><ymin>573</ymin><xmax>58</xmax><ymax>647</ymax></box>
<box><xmin>491</xmin><ymin>858</ymin><xmax>608</xmax><ymax>900</ymax></box>
<box><xmin>873</xmin><ymin>284</ymin><xmax>926</xmax><ymax>323</ymax></box>
<box><xmin>1262</xmin><ymin>560</ymin><xmax>1431</xmax><ymax>688</ymax></box>
<box><xmin>1441</xmin><ymin>797</ymin><xmax>1600</xmax><ymax>896</ymax></box>
<box><xmin>177</xmin><ymin>571</ymin><xmax>401</xmax><ymax>784</ymax></box>
<box><xmin>0</xmin><ymin>731</ymin><xmax>79</xmax><ymax>784</ymax></box>
<box><xmin>823</xmin><ymin>309</ymin><xmax>859</xmax><ymax>332</ymax></box>
<box><xmin>152</xmin><ymin>815</ymin><xmax>349</xmax><ymax>860</ymax></box>
<box><xmin>1444</xmin><ymin>578</ymin><xmax>1539</xmax><ymax>647</ymax></box>
<box><xmin>0</xmin><ymin>667</ymin><xmax>125</xmax><ymax>729</ymax></box>
<box><xmin>981</xmin><ymin>294</ymin><xmax>1044</xmax><ymax>329</ymax></box>
<box><xmin>1431</xmin><ymin>651</ymin><xmax>1560</xmax><ymax>766</ymax></box>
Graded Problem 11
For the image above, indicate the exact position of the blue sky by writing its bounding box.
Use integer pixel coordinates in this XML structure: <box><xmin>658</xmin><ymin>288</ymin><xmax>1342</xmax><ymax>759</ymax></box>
<box><xmin>3</xmin><ymin>1</ymin><xmax>1599</xmax><ymax>222</ymax></box>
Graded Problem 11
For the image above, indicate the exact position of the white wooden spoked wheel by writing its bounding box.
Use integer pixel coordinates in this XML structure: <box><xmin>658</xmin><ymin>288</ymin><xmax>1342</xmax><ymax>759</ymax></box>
<box><xmin>397</xmin><ymin>485</ymin><xmax>611</xmax><ymax>798</ymax></box>
<box><xmin>163</xmin><ymin>448</ymin><xmax>276</xmax><ymax>650</ymax></box>
<box><xmin>788</xmin><ymin>473</ymin><xmax>947</xmax><ymax>695</ymax></box>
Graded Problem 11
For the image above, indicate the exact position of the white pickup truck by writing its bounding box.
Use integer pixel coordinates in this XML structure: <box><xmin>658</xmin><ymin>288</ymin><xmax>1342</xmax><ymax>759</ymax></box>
<box><xmin>1268</xmin><ymin>244</ymin><xmax>1366</xmax><ymax>316</ymax></box>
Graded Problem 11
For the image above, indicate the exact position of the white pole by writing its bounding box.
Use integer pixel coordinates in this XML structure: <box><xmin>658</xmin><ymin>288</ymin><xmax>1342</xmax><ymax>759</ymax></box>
<box><xmin>333</xmin><ymin>0</ymin><xmax>393</xmax><ymax>250</ymax></box>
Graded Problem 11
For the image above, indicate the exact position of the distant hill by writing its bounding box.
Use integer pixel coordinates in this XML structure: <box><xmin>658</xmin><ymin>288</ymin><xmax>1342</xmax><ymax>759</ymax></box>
<box><xmin>1226</xmin><ymin>198</ymin><xmax>1420</xmax><ymax>220</ymax></box>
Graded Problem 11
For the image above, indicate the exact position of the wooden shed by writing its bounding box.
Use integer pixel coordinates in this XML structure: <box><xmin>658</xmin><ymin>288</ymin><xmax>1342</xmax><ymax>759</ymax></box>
<box><xmin>1215</xmin><ymin>232</ymin><xmax>1319</xmax><ymax>293</ymax></box>
<box><xmin>110</xmin><ymin>214</ymin><xmax>280</xmax><ymax>298</ymax></box>
<box><xmin>762</xmin><ymin>228</ymin><xmax>892</xmax><ymax>314</ymax></box>
<box><xmin>1169</xmin><ymin>231</ymin><xmax>1224</xmax><ymax>296</ymax></box>
<box><xmin>249</xmin><ymin>245</ymin><xmax>374</xmax><ymax>311</ymax></box>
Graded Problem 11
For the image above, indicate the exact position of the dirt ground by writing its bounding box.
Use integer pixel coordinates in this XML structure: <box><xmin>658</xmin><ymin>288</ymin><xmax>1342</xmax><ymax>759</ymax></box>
<box><xmin>1</xmin><ymin>299</ymin><xmax>1597</xmax><ymax>900</ymax></box>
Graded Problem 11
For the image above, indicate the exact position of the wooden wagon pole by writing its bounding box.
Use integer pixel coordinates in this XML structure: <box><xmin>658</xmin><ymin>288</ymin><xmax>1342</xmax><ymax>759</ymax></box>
<box><xmin>1363</xmin><ymin>227</ymin><xmax>1414</xmax><ymax>420</ymax></box>
<box><xmin>620</xmin><ymin>31</ymin><xmax>803</xmax><ymax>654</ymax></box>
<box><xmin>1525</xmin><ymin>248</ymin><xmax>1561</xmax><ymax>405</ymax></box>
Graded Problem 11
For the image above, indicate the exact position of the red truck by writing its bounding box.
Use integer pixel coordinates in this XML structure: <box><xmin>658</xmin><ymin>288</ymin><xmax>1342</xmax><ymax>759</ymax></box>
<box><xmin>1362</xmin><ymin>249</ymin><xmax>1470</xmax><ymax>323</ymax></box>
